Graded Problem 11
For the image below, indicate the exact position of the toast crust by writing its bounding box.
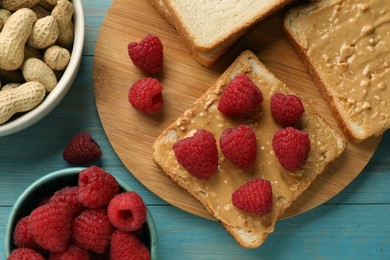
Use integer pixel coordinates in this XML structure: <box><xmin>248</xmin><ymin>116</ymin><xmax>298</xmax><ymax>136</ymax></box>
<box><xmin>284</xmin><ymin>0</ymin><xmax>390</xmax><ymax>142</ymax></box>
<box><xmin>153</xmin><ymin>50</ymin><xmax>347</xmax><ymax>248</ymax></box>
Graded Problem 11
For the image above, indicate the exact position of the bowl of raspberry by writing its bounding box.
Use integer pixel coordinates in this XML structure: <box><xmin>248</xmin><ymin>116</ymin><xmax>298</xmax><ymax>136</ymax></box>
<box><xmin>4</xmin><ymin>166</ymin><xmax>157</xmax><ymax>259</ymax></box>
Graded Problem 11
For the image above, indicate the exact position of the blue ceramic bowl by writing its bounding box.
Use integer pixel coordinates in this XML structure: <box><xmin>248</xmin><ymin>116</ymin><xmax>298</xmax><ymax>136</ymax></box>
<box><xmin>4</xmin><ymin>167</ymin><xmax>157</xmax><ymax>259</ymax></box>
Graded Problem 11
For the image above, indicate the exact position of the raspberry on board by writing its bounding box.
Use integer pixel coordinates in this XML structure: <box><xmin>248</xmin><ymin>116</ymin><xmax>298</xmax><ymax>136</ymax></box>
<box><xmin>110</xmin><ymin>230</ymin><xmax>150</xmax><ymax>260</ymax></box>
<box><xmin>232</xmin><ymin>178</ymin><xmax>273</xmax><ymax>216</ymax></box>
<box><xmin>7</xmin><ymin>248</ymin><xmax>45</xmax><ymax>260</ymax></box>
<box><xmin>62</xmin><ymin>132</ymin><xmax>102</xmax><ymax>165</ymax></box>
<box><xmin>13</xmin><ymin>216</ymin><xmax>39</xmax><ymax>250</ymax></box>
<box><xmin>128</xmin><ymin>34</ymin><xmax>163</xmax><ymax>75</ymax></box>
<box><xmin>270</xmin><ymin>92</ymin><xmax>305</xmax><ymax>127</ymax></box>
<box><xmin>173</xmin><ymin>129</ymin><xmax>218</xmax><ymax>180</ymax></box>
<box><xmin>128</xmin><ymin>77</ymin><xmax>163</xmax><ymax>114</ymax></box>
<box><xmin>28</xmin><ymin>202</ymin><xmax>73</xmax><ymax>252</ymax></box>
<box><xmin>218</xmin><ymin>74</ymin><xmax>263</xmax><ymax>117</ymax></box>
<box><xmin>220</xmin><ymin>125</ymin><xmax>257</xmax><ymax>168</ymax></box>
<box><xmin>272</xmin><ymin>127</ymin><xmax>311</xmax><ymax>172</ymax></box>
<box><xmin>77</xmin><ymin>166</ymin><xmax>119</xmax><ymax>208</ymax></box>
<box><xmin>108</xmin><ymin>191</ymin><xmax>147</xmax><ymax>232</ymax></box>
<box><xmin>71</xmin><ymin>208</ymin><xmax>114</xmax><ymax>254</ymax></box>
<box><xmin>49</xmin><ymin>244</ymin><xmax>90</xmax><ymax>260</ymax></box>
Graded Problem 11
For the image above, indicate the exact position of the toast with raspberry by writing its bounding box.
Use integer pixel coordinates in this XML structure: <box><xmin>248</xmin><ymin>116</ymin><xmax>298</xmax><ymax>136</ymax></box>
<box><xmin>152</xmin><ymin>50</ymin><xmax>347</xmax><ymax>248</ymax></box>
<box><xmin>284</xmin><ymin>0</ymin><xmax>390</xmax><ymax>142</ymax></box>
<box><xmin>148</xmin><ymin>0</ymin><xmax>294</xmax><ymax>67</ymax></box>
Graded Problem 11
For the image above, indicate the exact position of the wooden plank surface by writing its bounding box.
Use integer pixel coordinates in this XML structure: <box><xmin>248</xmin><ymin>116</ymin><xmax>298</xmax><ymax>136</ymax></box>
<box><xmin>0</xmin><ymin>0</ymin><xmax>389</xmax><ymax>259</ymax></box>
<box><xmin>93</xmin><ymin>0</ymin><xmax>381</xmax><ymax>220</ymax></box>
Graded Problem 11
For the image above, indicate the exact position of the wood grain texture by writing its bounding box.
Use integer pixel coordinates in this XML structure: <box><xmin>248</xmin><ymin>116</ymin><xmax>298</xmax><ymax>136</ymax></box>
<box><xmin>93</xmin><ymin>0</ymin><xmax>381</xmax><ymax>220</ymax></box>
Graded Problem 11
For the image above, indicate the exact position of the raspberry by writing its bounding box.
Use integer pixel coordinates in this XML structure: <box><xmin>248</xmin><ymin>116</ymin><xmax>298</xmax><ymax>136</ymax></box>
<box><xmin>110</xmin><ymin>230</ymin><xmax>150</xmax><ymax>260</ymax></box>
<box><xmin>7</xmin><ymin>248</ymin><xmax>45</xmax><ymax>260</ymax></box>
<box><xmin>72</xmin><ymin>208</ymin><xmax>114</xmax><ymax>254</ymax></box>
<box><xmin>220</xmin><ymin>125</ymin><xmax>257</xmax><ymax>168</ymax></box>
<box><xmin>218</xmin><ymin>74</ymin><xmax>263</xmax><ymax>117</ymax></box>
<box><xmin>128</xmin><ymin>34</ymin><xmax>163</xmax><ymax>75</ymax></box>
<box><xmin>13</xmin><ymin>216</ymin><xmax>39</xmax><ymax>250</ymax></box>
<box><xmin>63</xmin><ymin>132</ymin><xmax>102</xmax><ymax>165</ymax></box>
<box><xmin>232</xmin><ymin>178</ymin><xmax>273</xmax><ymax>216</ymax></box>
<box><xmin>128</xmin><ymin>77</ymin><xmax>163</xmax><ymax>114</ymax></box>
<box><xmin>77</xmin><ymin>166</ymin><xmax>119</xmax><ymax>208</ymax></box>
<box><xmin>270</xmin><ymin>92</ymin><xmax>305</xmax><ymax>126</ymax></box>
<box><xmin>173</xmin><ymin>129</ymin><xmax>218</xmax><ymax>180</ymax></box>
<box><xmin>28</xmin><ymin>202</ymin><xmax>73</xmax><ymax>252</ymax></box>
<box><xmin>49</xmin><ymin>186</ymin><xmax>85</xmax><ymax>217</ymax></box>
<box><xmin>272</xmin><ymin>127</ymin><xmax>311</xmax><ymax>172</ymax></box>
<box><xmin>49</xmin><ymin>244</ymin><xmax>90</xmax><ymax>260</ymax></box>
<box><xmin>108</xmin><ymin>191</ymin><xmax>147</xmax><ymax>232</ymax></box>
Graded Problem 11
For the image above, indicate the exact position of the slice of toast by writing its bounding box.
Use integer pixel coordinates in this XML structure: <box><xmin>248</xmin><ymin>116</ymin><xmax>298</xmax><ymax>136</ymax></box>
<box><xmin>284</xmin><ymin>0</ymin><xmax>390</xmax><ymax>142</ymax></box>
<box><xmin>153</xmin><ymin>50</ymin><xmax>347</xmax><ymax>248</ymax></box>
<box><xmin>148</xmin><ymin>0</ymin><xmax>294</xmax><ymax>67</ymax></box>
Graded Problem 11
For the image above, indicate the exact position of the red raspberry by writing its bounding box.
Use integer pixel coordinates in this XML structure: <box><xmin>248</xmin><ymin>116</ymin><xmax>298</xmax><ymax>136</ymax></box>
<box><xmin>63</xmin><ymin>132</ymin><xmax>102</xmax><ymax>165</ymax></box>
<box><xmin>7</xmin><ymin>248</ymin><xmax>45</xmax><ymax>260</ymax></box>
<box><xmin>77</xmin><ymin>166</ymin><xmax>119</xmax><ymax>208</ymax></box>
<box><xmin>128</xmin><ymin>34</ymin><xmax>163</xmax><ymax>75</ymax></box>
<box><xmin>72</xmin><ymin>208</ymin><xmax>114</xmax><ymax>254</ymax></box>
<box><xmin>13</xmin><ymin>216</ymin><xmax>39</xmax><ymax>250</ymax></box>
<box><xmin>272</xmin><ymin>127</ymin><xmax>311</xmax><ymax>172</ymax></box>
<box><xmin>49</xmin><ymin>244</ymin><xmax>90</xmax><ymax>260</ymax></box>
<box><xmin>220</xmin><ymin>125</ymin><xmax>257</xmax><ymax>168</ymax></box>
<box><xmin>28</xmin><ymin>202</ymin><xmax>73</xmax><ymax>252</ymax></box>
<box><xmin>218</xmin><ymin>74</ymin><xmax>263</xmax><ymax>117</ymax></box>
<box><xmin>128</xmin><ymin>77</ymin><xmax>163</xmax><ymax>114</ymax></box>
<box><xmin>232</xmin><ymin>178</ymin><xmax>273</xmax><ymax>216</ymax></box>
<box><xmin>173</xmin><ymin>129</ymin><xmax>218</xmax><ymax>180</ymax></box>
<box><xmin>270</xmin><ymin>92</ymin><xmax>305</xmax><ymax>126</ymax></box>
<box><xmin>110</xmin><ymin>230</ymin><xmax>150</xmax><ymax>260</ymax></box>
<box><xmin>108</xmin><ymin>191</ymin><xmax>147</xmax><ymax>232</ymax></box>
<box><xmin>49</xmin><ymin>186</ymin><xmax>85</xmax><ymax>217</ymax></box>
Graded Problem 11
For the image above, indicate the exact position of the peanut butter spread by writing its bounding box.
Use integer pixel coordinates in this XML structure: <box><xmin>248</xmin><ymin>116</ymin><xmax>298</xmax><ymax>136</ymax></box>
<box><xmin>296</xmin><ymin>0</ymin><xmax>390</xmax><ymax>136</ymax></box>
<box><xmin>154</xmin><ymin>57</ymin><xmax>344</xmax><ymax>236</ymax></box>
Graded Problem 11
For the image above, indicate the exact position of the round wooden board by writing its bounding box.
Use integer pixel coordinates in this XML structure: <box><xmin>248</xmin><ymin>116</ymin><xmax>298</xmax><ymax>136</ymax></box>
<box><xmin>93</xmin><ymin>0</ymin><xmax>381</xmax><ymax>220</ymax></box>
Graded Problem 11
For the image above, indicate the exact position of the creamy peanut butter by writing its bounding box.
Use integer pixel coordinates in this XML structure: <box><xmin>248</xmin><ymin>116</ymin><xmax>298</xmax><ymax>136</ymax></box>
<box><xmin>154</xmin><ymin>59</ymin><xmax>344</xmax><ymax>236</ymax></box>
<box><xmin>296</xmin><ymin>0</ymin><xmax>390</xmax><ymax>137</ymax></box>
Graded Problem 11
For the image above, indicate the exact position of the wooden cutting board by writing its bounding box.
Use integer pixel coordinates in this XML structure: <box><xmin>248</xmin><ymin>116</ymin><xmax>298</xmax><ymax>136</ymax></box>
<box><xmin>93</xmin><ymin>0</ymin><xmax>381</xmax><ymax>220</ymax></box>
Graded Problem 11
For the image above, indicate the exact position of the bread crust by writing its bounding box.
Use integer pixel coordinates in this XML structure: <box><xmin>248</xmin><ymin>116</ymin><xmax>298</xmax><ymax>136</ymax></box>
<box><xmin>153</xmin><ymin>50</ymin><xmax>347</xmax><ymax>248</ymax></box>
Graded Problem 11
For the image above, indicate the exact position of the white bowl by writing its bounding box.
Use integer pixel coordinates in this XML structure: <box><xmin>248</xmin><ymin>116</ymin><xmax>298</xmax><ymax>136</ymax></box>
<box><xmin>0</xmin><ymin>0</ymin><xmax>85</xmax><ymax>137</ymax></box>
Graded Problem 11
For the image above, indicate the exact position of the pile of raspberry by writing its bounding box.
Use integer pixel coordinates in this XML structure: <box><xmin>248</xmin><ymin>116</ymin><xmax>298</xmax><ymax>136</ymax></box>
<box><xmin>8</xmin><ymin>166</ymin><xmax>151</xmax><ymax>260</ymax></box>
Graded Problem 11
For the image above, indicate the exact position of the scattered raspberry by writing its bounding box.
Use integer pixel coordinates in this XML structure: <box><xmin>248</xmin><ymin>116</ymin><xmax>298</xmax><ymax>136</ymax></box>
<box><xmin>110</xmin><ymin>230</ymin><xmax>150</xmax><ymax>260</ymax></box>
<box><xmin>63</xmin><ymin>132</ymin><xmax>102</xmax><ymax>165</ymax></box>
<box><xmin>232</xmin><ymin>178</ymin><xmax>273</xmax><ymax>216</ymax></box>
<box><xmin>49</xmin><ymin>186</ymin><xmax>85</xmax><ymax>217</ymax></box>
<box><xmin>173</xmin><ymin>129</ymin><xmax>218</xmax><ymax>180</ymax></box>
<box><xmin>108</xmin><ymin>192</ymin><xmax>147</xmax><ymax>232</ymax></box>
<box><xmin>28</xmin><ymin>202</ymin><xmax>73</xmax><ymax>252</ymax></box>
<box><xmin>270</xmin><ymin>92</ymin><xmax>305</xmax><ymax>126</ymax></box>
<box><xmin>128</xmin><ymin>77</ymin><xmax>163</xmax><ymax>114</ymax></box>
<box><xmin>7</xmin><ymin>248</ymin><xmax>44</xmax><ymax>260</ymax></box>
<box><xmin>220</xmin><ymin>125</ymin><xmax>257</xmax><ymax>168</ymax></box>
<box><xmin>128</xmin><ymin>34</ymin><xmax>163</xmax><ymax>75</ymax></box>
<box><xmin>218</xmin><ymin>74</ymin><xmax>263</xmax><ymax>117</ymax></box>
<box><xmin>49</xmin><ymin>244</ymin><xmax>90</xmax><ymax>260</ymax></box>
<box><xmin>72</xmin><ymin>208</ymin><xmax>114</xmax><ymax>254</ymax></box>
<box><xmin>272</xmin><ymin>127</ymin><xmax>311</xmax><ymax>172</ymax></box>
<box><xmin>13</xmin><ymin>216</ymin><xmax>39</xmax><ymax>250</ymax></box>
<box><xmin>77</xmin><ymin>166</ymin><xmax>119</xmax><ymax>208</ymax></box>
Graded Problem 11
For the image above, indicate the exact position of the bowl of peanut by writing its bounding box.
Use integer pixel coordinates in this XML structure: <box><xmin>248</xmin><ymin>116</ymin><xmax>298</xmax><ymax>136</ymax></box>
<box><xmin>0</xmin><ymin>0</ymin><xmax>85</xmax><ymax>137</ymax></box>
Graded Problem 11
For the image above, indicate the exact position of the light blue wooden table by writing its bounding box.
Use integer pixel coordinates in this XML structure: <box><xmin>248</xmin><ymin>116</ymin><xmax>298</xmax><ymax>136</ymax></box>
<box><xmin>1</xmin><ymin>1</ymin><xmax>389</xmax><ymax>259</ymax></box>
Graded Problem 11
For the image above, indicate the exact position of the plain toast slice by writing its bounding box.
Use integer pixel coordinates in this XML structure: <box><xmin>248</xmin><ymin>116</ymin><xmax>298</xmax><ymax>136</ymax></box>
<box><xmin>153</xmin><ymin>50</ymin><xmax>347</xmax><ymax>248</ymax></box>
<box><xmin>284</xmin><ymin>0</ymin><xmax>390</xmax><ymax>142</ymax></box>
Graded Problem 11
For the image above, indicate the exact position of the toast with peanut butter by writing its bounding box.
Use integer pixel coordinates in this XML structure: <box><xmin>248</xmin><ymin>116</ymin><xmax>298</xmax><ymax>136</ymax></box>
<box><xmin>148</xmin><ymin>0</ymin><xmax>294</xmax><ymax>67</ymax></box>
<box><xmin>153</xmin><ymin>50</ymin><xmax>347</xmax><ymax>248</ymax></box>
<box><xmin>284</xmin><ymin>0</ymin><xmax>390</xmax><ymax>142</ymax></box>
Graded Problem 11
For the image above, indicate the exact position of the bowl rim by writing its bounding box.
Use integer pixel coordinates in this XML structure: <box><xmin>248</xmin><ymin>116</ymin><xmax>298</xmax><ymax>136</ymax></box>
<box><xmin>4</xmin><ymin>167</ymin><xmax>158</xmax><ymax>259</ymax></box>
<box><xmin>0</xmin><ymin>0</ymin><xmax>85</xmax><ymax>137</ymax></box>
